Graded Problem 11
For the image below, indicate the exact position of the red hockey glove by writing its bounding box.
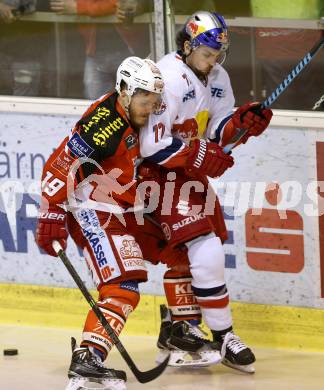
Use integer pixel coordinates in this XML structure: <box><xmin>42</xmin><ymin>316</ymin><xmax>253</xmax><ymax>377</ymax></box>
<box><xmin>137</xmin><ymin>161</ymin><xmax>162</xmax><ymax>182</ymax></box>
<box><xmin>137</xmin><ymin>161</ymin><xmax>163</xmax><ymax>203</ymax></box>
<box><xmin>35</xmin><ymin>205</ymin><xmax>68</xmax><ymax>257</ymax></box>
<box><xmin>232</xmin><ymin>102</ymin><xmax>273</xmax><ymax>143</ymax></box>
<box><xmin>186</xmin><ymin>139</ymin><xmax>234</xmax><ymax>178</ymax></box>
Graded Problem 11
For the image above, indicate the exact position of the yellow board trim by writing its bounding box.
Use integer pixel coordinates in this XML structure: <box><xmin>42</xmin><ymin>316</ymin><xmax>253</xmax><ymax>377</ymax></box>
<box><xmin>1</xmin><ymin>283</ymin><xmax>324</xmax><ymax>351</ymax></box>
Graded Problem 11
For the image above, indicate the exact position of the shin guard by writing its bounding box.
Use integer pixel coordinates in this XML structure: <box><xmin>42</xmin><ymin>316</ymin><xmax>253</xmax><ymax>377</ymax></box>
<box><xmin>81</xmin><ymin>282</ymin><xmax>140</xmax><ymax>357</ymax></box>
<box><xmin>163</xmin><ymin>265</ymin><xmax>201</xmax><ymax>322</ymax></box>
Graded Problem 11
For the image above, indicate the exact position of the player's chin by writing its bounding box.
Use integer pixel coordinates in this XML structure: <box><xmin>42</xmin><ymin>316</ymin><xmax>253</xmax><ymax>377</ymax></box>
<box><xmin>134</xmin><ymin>116</ymin><xmax>149</xmax><ymax>127</ymax></box>
<box><xmin>200</xmin><ymin>67</ymin><xmax>212</xmax><ymax>75</ymax></box>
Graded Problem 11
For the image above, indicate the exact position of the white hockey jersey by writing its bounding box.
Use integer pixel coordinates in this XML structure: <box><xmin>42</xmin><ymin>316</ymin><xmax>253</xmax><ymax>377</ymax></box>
<box><xmin>139</xmin><ymin>51</ymin><xmax>235</xmax><ymax>167</ymax></box>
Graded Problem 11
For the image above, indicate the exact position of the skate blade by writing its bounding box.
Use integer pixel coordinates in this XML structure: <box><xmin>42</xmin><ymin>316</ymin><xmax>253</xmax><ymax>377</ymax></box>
<box><xmin>157</xmin><ymin>349</ymin><xmax>221</xmax><ymax>368</ymax></box>
<box><xmin>222</xmin><ymin>359</ymin><xmax>255</xmax><ymax>374</ymax></box>
<box><xmin>65</xmin><ymin>377</ymin><xmax>126</xmax><ymax>390</ymax></box>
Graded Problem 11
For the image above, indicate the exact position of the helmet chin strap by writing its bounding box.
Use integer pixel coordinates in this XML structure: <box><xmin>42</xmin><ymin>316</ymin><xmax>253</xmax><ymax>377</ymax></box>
<box><xmin>181</xmin><ymin>48</ymin><xmax>192</xmax><ymax>63</ymax></box>
<box><xmin>119</xmin><ymin>93</ymin><xmax>132</xmax><ymax>118</ymax></box>
<box><xmin>217</xmin><ymin>51</ymin><xmax>227</xmax><ymax>66</ymax></box>
<box><xmin>121</xmin><ymin>95</ymin><xmax>138</xmax><ymax>131</ymax></box>
<box><xmin>182</xmin><ymin>44</ymin><xmax>197</xmax><ymax>73</ymax></box>
<box><xmin>182</xmin><ymin>45</ymin><xmax>209</xmax><ymax>84</ymax></box>
<box><xmin>125</xmin><ymin>94</ymin><xmax>132</xmax><ymax>117</ymax></box>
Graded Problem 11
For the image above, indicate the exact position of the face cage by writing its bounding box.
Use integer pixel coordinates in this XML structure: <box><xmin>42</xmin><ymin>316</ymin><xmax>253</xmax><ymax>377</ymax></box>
<box><xmin>216</xmin><ymin>50</ymin><xmax>228</xmax><ymax>65</ymax></box>
<box><xmin>190</xmin><ymin>35</ymin><xmax>229</xmax><ymax>53</ymax></box>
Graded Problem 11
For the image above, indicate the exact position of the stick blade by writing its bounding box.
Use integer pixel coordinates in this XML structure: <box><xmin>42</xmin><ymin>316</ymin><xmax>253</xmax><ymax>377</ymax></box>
<box><xmin>132</xmin><ymin>353</ymin><xmax>170</xmax><ymax>383</ymax></box>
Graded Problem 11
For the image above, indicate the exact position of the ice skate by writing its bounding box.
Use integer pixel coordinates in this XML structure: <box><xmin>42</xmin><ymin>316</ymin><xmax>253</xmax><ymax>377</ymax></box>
<box><xmin>156</xmin><ymin>305</ymin><xmax>221</xmax><ymax>368</ymax></box>
<box><xmin>65</xmin><ymin>338</ymin><xmax>127</xmax><ymax>390</ymax></box>
<box><xmin>213</xmin><ymin>331</ymin><xmax>256</xmax><ymax>374</ymax></box>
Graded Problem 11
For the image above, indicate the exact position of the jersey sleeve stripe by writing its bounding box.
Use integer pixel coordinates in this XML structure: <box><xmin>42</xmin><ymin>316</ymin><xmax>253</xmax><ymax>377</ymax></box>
<box><xmin>147</xmin><ymin>137</ymin><xmax>185</xmax><ymax>164</ymax></box>
<box><xmin>210</xmin><ymin>113</ymin><xmax>233</xmax><ymax>144</ymax></box>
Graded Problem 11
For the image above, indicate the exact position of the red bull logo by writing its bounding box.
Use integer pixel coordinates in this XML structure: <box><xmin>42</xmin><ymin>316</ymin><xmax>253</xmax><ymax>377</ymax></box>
<box><xmin>172</xmin><ymin>118</ymin><xmax>198</xmax><ymax>141</ymax></box>
<box><xmin>187</xmin><ymin>21</ymin><xmax>199</xmax><ymax>36</ymax></box>
<box><xmin>217</xmin><ymin>32</ymin><xmax>228</xmax><ymax>44</ymax></box>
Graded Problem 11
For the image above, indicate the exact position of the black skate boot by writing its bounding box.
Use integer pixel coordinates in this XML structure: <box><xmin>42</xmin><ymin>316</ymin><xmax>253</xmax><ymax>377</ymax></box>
<box><xmin>156</xmin><ymin>305</ymin><xmax>221</xmax><ymax>368</ymax></box>
<box><xmin>156</xmin><ymin>304</ymin><xmax>172</xmax><ymax>350</ymax></box>
<box><xmin>66</xmin><ymin>337</ymin><xmax>126</xmax><ymax>390</ymax></box>
<box><xmin>212</xmin><ymin>331</ymin><xmax>256</xmax><ymax>374</ymax></box>
<box><xmin>169</xmin><ymin>320</ymin><xmax>207</xmax><ymax>352</ymax></box>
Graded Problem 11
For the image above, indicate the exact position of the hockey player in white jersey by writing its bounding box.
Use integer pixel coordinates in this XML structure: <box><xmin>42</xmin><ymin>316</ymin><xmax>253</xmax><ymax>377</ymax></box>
<box><xmin>139</xmin><ymin>11</ymin><xmax>273</xmax><ymax>373</ymax></box>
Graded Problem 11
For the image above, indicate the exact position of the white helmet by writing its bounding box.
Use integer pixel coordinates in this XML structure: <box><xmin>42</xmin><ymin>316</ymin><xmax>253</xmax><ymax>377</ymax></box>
<box><xmin>115</xmin><ymin>56</ymin><xmax>164</xmax><ymax>97</ymax></box>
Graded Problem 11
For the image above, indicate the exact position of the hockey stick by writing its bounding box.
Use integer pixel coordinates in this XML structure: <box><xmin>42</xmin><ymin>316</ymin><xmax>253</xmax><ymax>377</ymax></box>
<box><xmin>223</xmin><ymin>34</ymin><xmax>324</xmax><ymax>153</ymax></box>
<box><xmin>52</xmin><ymin>240</ymin><xmax>169</xmax><ymax>384</ymax></box>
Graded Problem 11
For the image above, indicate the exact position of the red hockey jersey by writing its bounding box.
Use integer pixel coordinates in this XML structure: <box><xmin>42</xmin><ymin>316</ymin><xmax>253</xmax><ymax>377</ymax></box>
<box><xmin>41</xmin><ymin>92</ymin><xmax>141</xmax><ymax>211</ymax></box>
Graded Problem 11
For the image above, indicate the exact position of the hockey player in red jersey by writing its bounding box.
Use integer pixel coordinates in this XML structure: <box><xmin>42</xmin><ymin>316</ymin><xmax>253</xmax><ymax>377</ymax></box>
<box><xmin>139</xmin><ymin>11</ymin><xmax>273</xmax><ymax>373</ymax></box>
<box><xmin>35</xmin><ymin>56</ymin><xmax>167</xmax><ymax>390</ymax></box>
<box><xmin>35</xmin><ymin>53</ymin><xmax>236</xmax><ymax>389</ymax></box>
